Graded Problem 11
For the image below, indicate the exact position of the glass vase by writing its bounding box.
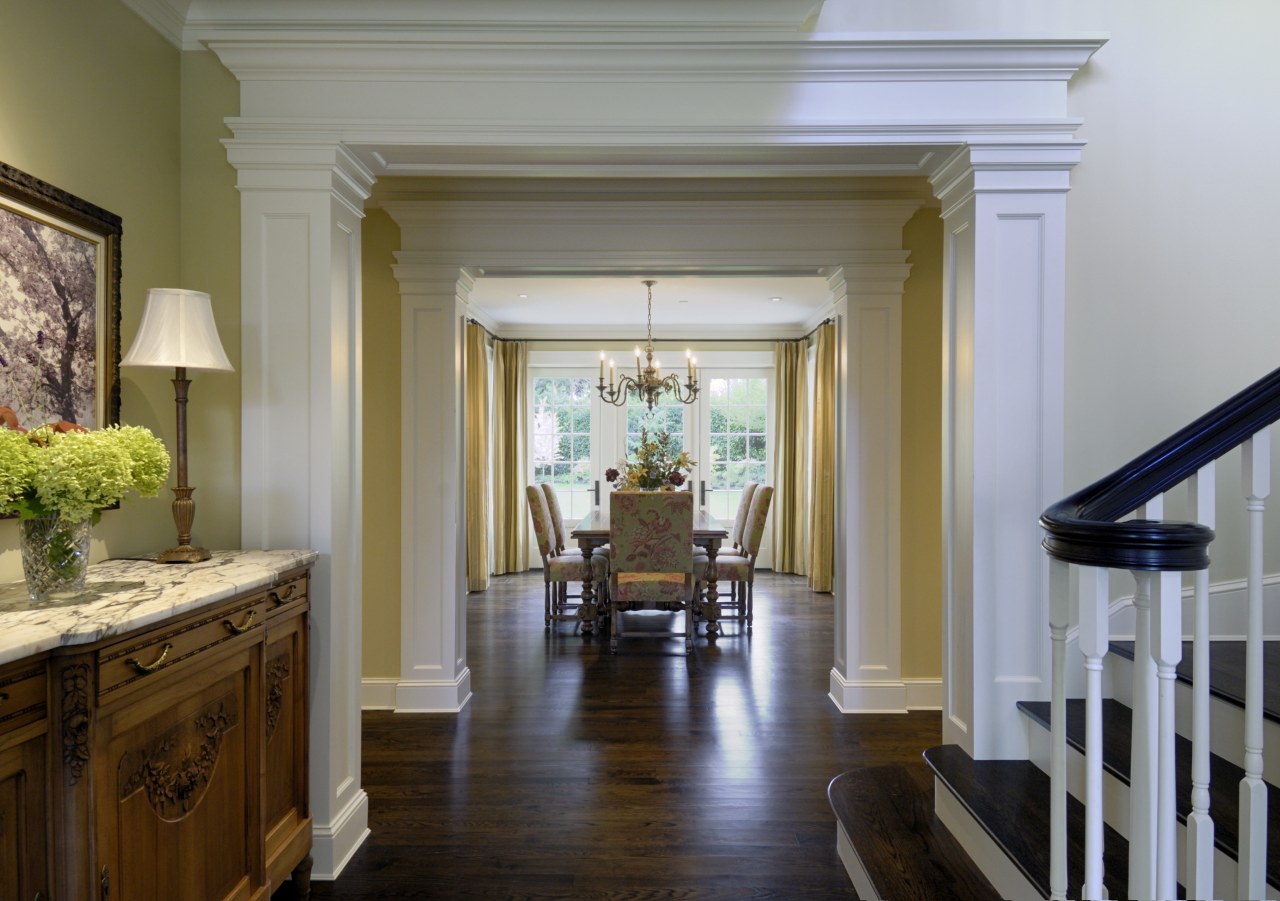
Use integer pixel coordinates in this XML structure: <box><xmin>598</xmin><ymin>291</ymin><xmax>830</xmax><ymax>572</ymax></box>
<box><xmin>19</xmin><ymin>515</ymin><xmax>92</xmax><ymax>602</ymax></box>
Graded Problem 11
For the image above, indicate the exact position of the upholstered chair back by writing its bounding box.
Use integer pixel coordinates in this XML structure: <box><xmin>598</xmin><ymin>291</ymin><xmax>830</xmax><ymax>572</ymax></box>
<box><xmin>730</xmin><ymin>482</ymin><xmax>760</xmax><ymax>549</ymax></box>
<box><xmin>740</xmin><ymin>485</ymin><xmax>775</xmax><ymax>559</ymax></box>
<box><xmin>609</xmin><ymin>491</ymin><xmax>694</xmax><ymax>607</ymax></box>
<box><xmin>526</xmin><ymin>485</ymin><xmax>556</xmax><ymax>561</ymax></box>
<box><xmin>540</xmin><ymin>482</ymin><xmax>568</xmax><ymax>551</ymax></box>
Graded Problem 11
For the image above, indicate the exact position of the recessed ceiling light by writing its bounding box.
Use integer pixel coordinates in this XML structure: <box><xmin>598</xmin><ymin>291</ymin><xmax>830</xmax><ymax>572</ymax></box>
<box><xmin>770</xmin><ymin>296</ymin><xmax>783</xmax><ymax>303</ymax></box>
<box><xmin>517</xmin><ymin>293</ymin><xmax>528</xmax><ymax>299</ymax></box>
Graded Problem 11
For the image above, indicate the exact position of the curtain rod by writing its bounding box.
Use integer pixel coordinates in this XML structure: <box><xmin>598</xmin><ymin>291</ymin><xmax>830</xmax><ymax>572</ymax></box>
<box><xmin>466</xmin><ymin>317</ymin><xmax>832</xmax><ymax>345</ymax></box>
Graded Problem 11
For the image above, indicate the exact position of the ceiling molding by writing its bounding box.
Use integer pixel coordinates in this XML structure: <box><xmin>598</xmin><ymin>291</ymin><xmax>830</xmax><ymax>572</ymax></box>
<box><xmin>121</xmin><ymin>0</ymin><xmax>190</xmax><ymax>47</ymax></box>
<box><xmin>207</xmin><ymin>35</ymin><xmax>1106</xmax><ymax>83</ymax></box>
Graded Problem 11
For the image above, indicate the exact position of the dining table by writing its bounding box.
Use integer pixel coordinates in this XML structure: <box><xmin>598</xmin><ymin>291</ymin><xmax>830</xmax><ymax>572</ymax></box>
<box><xmin>570</xmin><ymin>507</ymin><xmax>731</xmax><ymax>636</ymax></box>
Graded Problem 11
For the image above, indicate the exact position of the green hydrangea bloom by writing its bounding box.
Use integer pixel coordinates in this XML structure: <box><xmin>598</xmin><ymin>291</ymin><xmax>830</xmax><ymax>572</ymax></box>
<box><xmin>0</xmin><ymin>423</ymin><xmax>171</xmax><ymax>521</ymax></box>
<box><xmin>0</xmin><ymin>428</ymin><xmax>39</xmax><ymax>515</ymax></box>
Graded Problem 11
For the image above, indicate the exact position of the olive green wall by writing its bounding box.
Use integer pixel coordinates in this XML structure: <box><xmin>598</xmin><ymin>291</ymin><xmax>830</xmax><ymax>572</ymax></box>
<box><xmin>361</xmin><ymin>207</ymin><xmax>403</xmax><ymax>679</ymax></box>
<box><xmin>0</xmin><ymin>0</ymin><xmax>185</xmax><ymax>573</ymax></box>
<box><xmin>176</xmin><ymin>49</ymin><xmax>242</xmax><ymax>549</ymax></box>
<box><xmin>899</xmin><ymin>207</ymin><xmax>944</xmax><ymax>681</ymax></box>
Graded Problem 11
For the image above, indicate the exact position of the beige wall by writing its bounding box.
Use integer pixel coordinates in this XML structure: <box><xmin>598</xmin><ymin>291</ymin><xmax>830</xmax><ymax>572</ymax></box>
<box><xmin>0</xmin><ymin>0</ymin><xmax>184</xmax><ymax>574</ymax></box>
<box><xmin>176</xmin><ymin>49</ymin><xmax>242</xmax><ymax>551</ymax></box>
<box><xmin>816</xmin><ymin>0</ymin><xmax>1280</xmax><ymax>589</ymax></box>
<box><xmin>361</xmin><ymin>207</ymin><xmax>403</xmax><ymax>678</ymax></box>
<box><xmin>900</xmin><ymin>207</ymin><xmax>944</xmax><ymax>680</ymax></box>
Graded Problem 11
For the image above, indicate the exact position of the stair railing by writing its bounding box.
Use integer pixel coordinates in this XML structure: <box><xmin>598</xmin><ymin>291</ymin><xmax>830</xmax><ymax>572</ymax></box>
<box><xmin>1041</xmin><ymin>365</ymin><xmax>1280</xmax><ymax>901</ymax></box>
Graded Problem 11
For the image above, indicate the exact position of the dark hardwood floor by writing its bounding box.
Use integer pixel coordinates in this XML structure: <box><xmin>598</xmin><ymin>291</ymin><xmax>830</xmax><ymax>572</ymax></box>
<box><xmin>276</xmin><ymin>571</ymin><xmax>942</xmax><ymax>900</ymax></box>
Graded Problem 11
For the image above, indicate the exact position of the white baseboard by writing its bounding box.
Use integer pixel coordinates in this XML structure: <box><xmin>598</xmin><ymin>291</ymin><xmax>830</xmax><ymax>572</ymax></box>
<box><xmin>394</xmin><ymin>668</ymin><xmax>473</xmax><ymax>713</ymax></box>
<box><xmin>829</xmin><ymin>669</ymin><xmax>908</xmax><ymax>713</ymax></box>
<box><xmin>361</xmin><ymin>677</ymin><xmax>398</xmax><ymax>710</ymax></box>
<box><xmin>1101</xmin><ymin>572</ymin><xmax>1280</xmax><ymax>642</ymax></box>
<box><xmin>311</xmin><ymin>788</ymin><xmax>371</xmax><ymax>880</ymax></box>
<box><xmin>905</xmin><ymin>678</ymin><xmax>943</xmax><ymax>710</ymax></box>
<box><xmin>362</xmin><ymin>671</ymin><xmax>473</xmax><ymax>712</ymax></box>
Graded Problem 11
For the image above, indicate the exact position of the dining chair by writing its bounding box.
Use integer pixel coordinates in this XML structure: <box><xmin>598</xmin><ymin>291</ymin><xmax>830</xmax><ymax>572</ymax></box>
<box><xmin>693</xmin><ymin>482</ymin><xmax>758</xmax><ymax>616</ymax></box>
<box><xmin>707</xmin><ymin>484</ymin><xmax>773</xmax><ymax>632</ymax></box>
<box><xmin>527</xmin><ymin>485</ymin><xmax>605</xmax><ymax>631</ymax></box>
<box><xmin>608</xmin><ymin>491</ymin><xmax>699</xmax><ymax>655</ymax></box>
<box><xmin>541</xmin><ymin>482</ymin><xmax>609</xmax><ymax>561</ymax></box>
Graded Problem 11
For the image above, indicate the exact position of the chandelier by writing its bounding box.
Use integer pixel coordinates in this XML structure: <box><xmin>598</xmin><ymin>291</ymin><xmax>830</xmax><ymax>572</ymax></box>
<box><xmin>597</xmin><ymin>280</ymin><xmax>699</xmax><ymax>411</ymax></box>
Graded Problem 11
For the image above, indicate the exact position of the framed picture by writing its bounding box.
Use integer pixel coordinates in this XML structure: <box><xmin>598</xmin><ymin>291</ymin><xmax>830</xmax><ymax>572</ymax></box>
<box><xmin>0</xmin><ymin>161</ymin><xmax>121</xmax><ymax>431</ymax></box>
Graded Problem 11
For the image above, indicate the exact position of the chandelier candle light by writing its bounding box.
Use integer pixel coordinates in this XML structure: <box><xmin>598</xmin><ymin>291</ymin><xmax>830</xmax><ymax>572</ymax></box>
<box><xmin>121</xmin><ymin>288</ymin><xmax>234</xmax><ymax>563</ymax></box>
<box><xmin>597</xmin><ymin>279</ymin><xmax>699</xmax><ymax>411</ymax></box>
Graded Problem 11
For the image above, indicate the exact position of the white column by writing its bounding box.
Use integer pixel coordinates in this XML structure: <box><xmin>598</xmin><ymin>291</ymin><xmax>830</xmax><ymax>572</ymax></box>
<box><xmin>932</xmin><ymin>143</ymin><xmax>1077</xmax><ymax>758</ymax></box>
<box><xmin>226</xmin><ymin>140</ymin><xmax>374</xmax><ymax>878</ymax></box>
<box><xmin>389</xmin><ymin>257</ymin><xmax>472</xmax><ymax>713</ymax></box>
<box><xmin>827</xmin><ymin>261</ymin><xmax>909</xmax><ymax>712</ymax></box>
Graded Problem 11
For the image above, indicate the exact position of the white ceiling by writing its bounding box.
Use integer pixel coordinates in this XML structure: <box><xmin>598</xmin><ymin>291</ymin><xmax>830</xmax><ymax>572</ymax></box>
<box><xmin>468</xmin><ymin>274</ymin><xmax>834</xmax><ymax>333</ymax></box>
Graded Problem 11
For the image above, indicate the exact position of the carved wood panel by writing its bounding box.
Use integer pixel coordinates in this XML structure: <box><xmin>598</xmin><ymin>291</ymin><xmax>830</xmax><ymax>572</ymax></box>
<box><xmin>61</xmin><ymin>663</ymin><xmax>90</xmax><ymax>784</ymax></box>
<box><xmin>117</xmin><ymin>693</ymin><xmax>238</xmax><ymax>820</ymax></box>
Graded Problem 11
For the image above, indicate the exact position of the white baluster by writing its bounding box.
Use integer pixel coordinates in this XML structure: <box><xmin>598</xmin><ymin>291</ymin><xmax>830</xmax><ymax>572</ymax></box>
<box><xmin>1049</xmin><ymin>557</ymin><xmax>1070</xmax><ymax>901</ymax></box>
<box><xmin>1151</xmin><ymin>568</ymin><xmax>1183</xmax><ymax>900</ymax></box>
<box><xmin>1129</xmin><ymin>496</ymin><xmax>1162</xmax><ymax>901</ymax></box>
<box><xmin>1078</xmin><ymin>565</ymin><xmax>1109</xmax><ymax>901</ymax></box>
<box><xmin>1240</xmin><ymin>431</ymin><xmax>1270</xmax><ymax>900</ymax></box>
<box><xmin>1186</xmin><ymin>463</ymin><xmax>1216</xmax><ymax>899</ymax></box>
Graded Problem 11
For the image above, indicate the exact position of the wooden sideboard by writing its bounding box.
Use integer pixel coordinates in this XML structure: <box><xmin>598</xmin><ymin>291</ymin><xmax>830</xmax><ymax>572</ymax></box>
<box><xmin>0</xmin><ymin>551</ymin><xmax>314</xmax><ymax>901</ymax></box>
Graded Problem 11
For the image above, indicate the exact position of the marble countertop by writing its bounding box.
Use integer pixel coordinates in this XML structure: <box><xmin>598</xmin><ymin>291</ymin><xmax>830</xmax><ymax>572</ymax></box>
<box><xmin>0</xmin><ymin>549</ymin><xmax>318</xmax><ymax>667</ymax></box>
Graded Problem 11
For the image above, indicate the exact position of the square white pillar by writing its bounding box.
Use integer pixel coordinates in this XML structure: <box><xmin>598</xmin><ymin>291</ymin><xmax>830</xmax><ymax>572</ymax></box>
<box><xmin>227</xmin><ymin>140</ymin><xmax>374</xmax><ymax>877</ymax></box>
<box><xmin>933</xmin><ymin>144</ymin><xmax>1077</xmax><ymax>759</ymax></box>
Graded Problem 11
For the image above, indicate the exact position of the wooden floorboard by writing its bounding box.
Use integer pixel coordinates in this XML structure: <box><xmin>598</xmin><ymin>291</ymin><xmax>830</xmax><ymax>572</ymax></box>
<box><xmin>273</xmin><ymin>571</ymin><xmax>942</xmax><ymax>900</ymax></box>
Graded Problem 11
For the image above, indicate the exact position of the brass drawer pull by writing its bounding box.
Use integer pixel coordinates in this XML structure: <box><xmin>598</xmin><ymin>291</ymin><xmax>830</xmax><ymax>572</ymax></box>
<box><xmin>269</xmin><ymin>584</ymin><xmax>296</xmax><ymax>606</ymax></box>
<box><xmin>126</xmin><ymin>643</ymin><xmax>173</xmax><ymax>674</ymax></box>
<box><xmin>224</xmin><ymin>610</ymin><xmax>257</xmax><ymax>635</ymax></box>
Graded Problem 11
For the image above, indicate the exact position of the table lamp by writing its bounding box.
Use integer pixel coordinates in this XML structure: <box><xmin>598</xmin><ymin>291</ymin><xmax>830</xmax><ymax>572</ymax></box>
<box><xmin>121</xmin><ymin>288</ymin><xmax>234</xmax><ymax>563</ymax></box>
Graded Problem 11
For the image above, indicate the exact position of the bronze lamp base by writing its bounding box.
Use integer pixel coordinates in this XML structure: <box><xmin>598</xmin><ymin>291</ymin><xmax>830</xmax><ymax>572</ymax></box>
<box><xmin>156</xmin><ymin>544</ymin><xmax>211</xmax><ymax>564</ymax></box>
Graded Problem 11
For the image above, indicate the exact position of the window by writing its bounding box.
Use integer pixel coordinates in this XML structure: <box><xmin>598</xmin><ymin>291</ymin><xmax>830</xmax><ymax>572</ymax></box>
<box><xmin>703</xmin><ymin>376</ymin><xmax>769</xmax><ymax>521</ymax></box>
<box><xmin>531</xmin><ymin>376</ymin><xmax>595</xmax><ymax>521</ymax></box>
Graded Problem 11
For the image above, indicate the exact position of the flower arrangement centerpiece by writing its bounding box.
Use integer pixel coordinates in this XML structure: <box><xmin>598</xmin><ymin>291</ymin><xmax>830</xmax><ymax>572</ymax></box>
<box><xmin>604</xmin><ymin>428</ymin><xmax>695</xmax><ymax>492</ymax></box>
<box><xmin>0</xmin><ymin>406</ymin><xmax>170</xmax><ymax>601</ymax></box>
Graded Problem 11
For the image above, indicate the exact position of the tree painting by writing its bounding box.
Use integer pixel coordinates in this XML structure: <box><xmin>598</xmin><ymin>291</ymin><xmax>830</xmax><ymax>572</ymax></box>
<box><xmin>0</xmin><ymin>204</ymin><xmax>99</xmax><ymax>427</ymax></box>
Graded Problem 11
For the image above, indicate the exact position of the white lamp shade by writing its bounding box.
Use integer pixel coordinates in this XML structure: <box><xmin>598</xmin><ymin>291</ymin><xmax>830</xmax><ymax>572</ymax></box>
<box><xmin>121</xmin><ymin>288</ymin><xmax>234</xmax><ymax>372</ymax></box>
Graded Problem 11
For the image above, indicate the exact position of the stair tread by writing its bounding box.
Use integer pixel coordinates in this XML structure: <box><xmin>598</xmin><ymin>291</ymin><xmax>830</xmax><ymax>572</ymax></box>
<box><xmin>1019</xmin><ymin>698</ymin><xmax>1280</xmax><ymax>888</ymax></box>
<box><xmin>924</xmin><ymin>744</ymin><xmax>1135</xmax><ymax>900</ymax></box>
<box><xmin>827</xmin><ymin>764</ymin><xmax>1002</xmax><ymax>901</ymax></box>
<box><xmin>1111</xmin><ymin>639</ymin><xmax>1280</xmax><ymax>724</ymax></box>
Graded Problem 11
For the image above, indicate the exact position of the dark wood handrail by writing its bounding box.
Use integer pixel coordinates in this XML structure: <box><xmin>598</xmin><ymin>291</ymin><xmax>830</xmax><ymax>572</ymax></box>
<box><xmin>1041</xmin><ymin>365</ymin><xmax>1280</xmax><ymax>571</ymax></box>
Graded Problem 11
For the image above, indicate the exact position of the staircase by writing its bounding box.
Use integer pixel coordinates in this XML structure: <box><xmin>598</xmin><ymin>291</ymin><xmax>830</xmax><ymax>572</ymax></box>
<box><xmin>830</xmin><ymin>366</ymin><xmax>1280</xmax><ymax>900</ymax></box>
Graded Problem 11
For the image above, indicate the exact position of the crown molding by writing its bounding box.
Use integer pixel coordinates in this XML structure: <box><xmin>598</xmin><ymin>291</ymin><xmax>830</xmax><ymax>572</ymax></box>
<box><xmin>207</xmin><ymin>35</ymin><xmax>1106</xmax><ymax>83</ymax></box>
<box><xmin>121</xmin><ymin>0</ymin><xmax>190</xmax><ymax>48</ymax></box>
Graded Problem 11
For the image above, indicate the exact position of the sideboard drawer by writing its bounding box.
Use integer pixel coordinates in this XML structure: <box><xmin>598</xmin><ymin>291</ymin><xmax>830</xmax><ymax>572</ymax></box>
<box><xmin>264</xmin><ymin>573</ymin><xmax>308</xmax><ymax>619</ymax></box>
<box><xmin>97</xmin><ymin>594</ymin><xmax>267</xmax><ymax>699</ymax></box>
<box><xmin>0</xmin><ymin>663</ymin><xmax>46</xmax><ymax>735</ymax></box>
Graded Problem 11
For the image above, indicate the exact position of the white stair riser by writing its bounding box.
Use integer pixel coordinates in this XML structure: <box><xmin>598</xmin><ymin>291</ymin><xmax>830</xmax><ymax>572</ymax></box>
<box><xmin>1107</xmin><ymin>651</ymin><xmax>1280</xmax><ymax>777</ymax></box>
<box><xmin>1023</xmin><ymin>707</ymin><xmax>1257</xmax><ymax>901</ymax></box>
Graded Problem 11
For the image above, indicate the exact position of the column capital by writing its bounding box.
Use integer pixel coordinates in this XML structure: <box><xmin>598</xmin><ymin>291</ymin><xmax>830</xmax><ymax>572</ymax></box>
<box><xmin>223</xmin><ymin>138</ymin><xmax>375</xmax><ymax>218</ymax></box>
<box><xmin>390</xmin><ymin>254</ymin><xmax>474</xmax><ymax>299</ymax></box>
<box><xmin>931</xmin><ymin>141</ymin><xmax>1086</xmax><ymax>217</ymax></box>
